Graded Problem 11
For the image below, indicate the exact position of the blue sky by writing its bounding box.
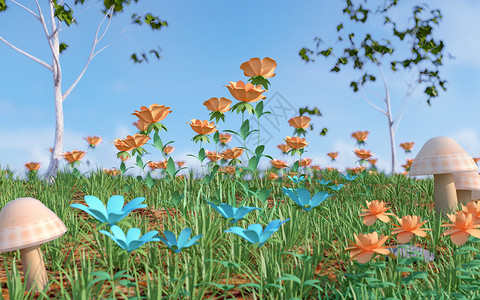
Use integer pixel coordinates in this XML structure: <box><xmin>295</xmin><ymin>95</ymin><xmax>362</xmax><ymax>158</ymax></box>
<box><xmin>0</xmin><ymin>0</ymin><xmax>479</xmax><ymax>179</ymax></box>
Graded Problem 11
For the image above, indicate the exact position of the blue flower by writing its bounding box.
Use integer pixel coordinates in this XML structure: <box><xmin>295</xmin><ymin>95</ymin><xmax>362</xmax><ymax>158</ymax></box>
<box><xmin>287</xmin><ymin>174</ymin><xmax>306</xmax><ymax>184</ymax></box>
<box><xmin>99</xmin><ymin>225</ymin><xmax>159</xmax><ymax>253</ymax></box>
<box><xmin>341</xmin><ymin>173</ymin><xmax>358</xmax><ymax>181</ymax></box>
<box><xmin>157</xmin><ymin>228</ymin><xmax>203</xmax><ymax>253</ymax></box>
<box><xmin>281</xmin><ymin>188</ymin><xmax>333</xmax><ymax>211</ymax></box>
<box><xmin>71</xmin><ymin>195</ymin><xmax>147</xmax><ymax>226</ymax></box>
<box><xmin>328</xmin><ymin>184</ymin><xmax>344</xmax><ymax>192</ymax></box>
<box><xmin>206</xmin><ymin>202</ymin><xmax>260</xmax><ymax>223</ymax></box>
<box><xmin>225</xmin><ymin>219</ymin><xmax>290</xmax><ymax>247</ymax></box>
<box><xmin>317</xmin><ymin>179</ymin><xmax>331</xmax><ymax>186</ymax></box>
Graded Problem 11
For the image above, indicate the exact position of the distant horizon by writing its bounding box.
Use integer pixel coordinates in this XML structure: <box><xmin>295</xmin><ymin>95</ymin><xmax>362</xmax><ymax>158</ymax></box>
<box><xmin>1</xmin><ymin>0</ymin><xmax>479</xmax><ymax>181</ymax></box>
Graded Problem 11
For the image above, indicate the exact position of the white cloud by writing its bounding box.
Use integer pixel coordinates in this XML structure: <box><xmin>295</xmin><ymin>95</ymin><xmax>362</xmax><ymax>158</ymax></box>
<box><xmin>111</xmin><ymin>81</ymin><xmax>132</xmax><ymax>92</ymax></box>
<box><xmin>447</xmin><ymin>128</ymin><xmax>480</xmax><ymax>155</ymax></box>
<box><xmin>0</xmin><ymin>100</ymin><xmax>17</xmax><ymax>116</ymax></box>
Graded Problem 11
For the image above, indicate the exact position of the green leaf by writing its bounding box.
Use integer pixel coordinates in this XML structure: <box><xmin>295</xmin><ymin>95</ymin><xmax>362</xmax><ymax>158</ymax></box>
<box><xmin>113</xmin><ymin>270</ymin><xmax>131</xmax><ymax>280</ymax></box>
<box><xmin>145</xmin><ymin>173</ymin><xmax>155</xmax><ymax>189</ymax></box>
<box><xmin>248</xmin><ymin>156</ymin><xmax>259</xmax><ymax>172</ymax></box>
<box><xmin>90</xmin><ymin>271</ymin><xmax>112</xmax><ymax>281</ymax></box>
<box><xmin>277</xmin><ymin>273</ymin><xmax>302</xmax><ymax>285</ymax></box>
<box><xmin>412</xmin><ymin>271</ymin><xmax>428</xmax><ymax>279</ymax></box>
<box><xmin>153</xmin><ymin>132</ymin><xmax>163</xmax><ymax>151</ymax></box>
<box><xmin>257</xmin><ymin>187</ymin><xmax>272</xmax><ymax>203</ymax></box>
<box><xmin>136</xmin><ymin>155</ymin><xmax>144</xmax><ymax>170</ymax></box>
<box><xmin>0</xmin><ymin>0</ymin><xmax>6</xmax><ymax>12</ymax></box>
<box><xmin>255</xmin><ymin>145</ymin><xmax>265</xmax><ymax>156</ymax></box>
<box><xmin>198</xmin><ymin>148</ymin><xmax>206</xmax><ymax>162</ymax></box>
<box><xmin>213</xmin><ymin>131</ymin><xmax>220</xmax><ymax>144</ymax></box>
<box><xmin>59</xmin><ymin>43</ymin><xmax>69</xmax><ymax>54</ymax></box>
<box><xmin>166</xmin><ymin>157</ymin><xmax>176</xmax><ymax>178</ymax></box>
<box><xmin>240</xmin><ymin>120</ymin><xmax>250</xmax><ymax>140</ymax></box>
<box><xmin>255</xmin><ymin>101</ymin><xmax>264</xmax><ymax>117</ymax></box>
<box><xmin>171</xmin><ymin>191</ymin><xmax>184</xmax><ymax>206</ymax></box>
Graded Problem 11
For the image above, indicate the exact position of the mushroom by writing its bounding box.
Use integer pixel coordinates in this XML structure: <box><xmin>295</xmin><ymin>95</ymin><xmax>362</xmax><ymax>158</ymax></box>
<box><xmin>453</xmin><ymin>171</ymin><xmax>480</xmax><ymax>205</ymax></box>
<box><xmin>473</xmin><ymin>189</ymin><xmax>480</xmax><ymax>201</ymax></box>
<box><xmin>0</xmin><ymin>197</ymin><xmax>67</xmax><ymax>293</ymax></box>
<box><xmin>409</xmin><ymin>137</ymin><xmax>478</xmax><ymax>216</ymax></box>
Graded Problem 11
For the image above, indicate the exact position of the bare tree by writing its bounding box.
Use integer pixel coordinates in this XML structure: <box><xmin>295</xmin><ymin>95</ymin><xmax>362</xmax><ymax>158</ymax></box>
<box><xmin>298</xmin><ymin>1</ymin><xmax>449</xmax><ymax>174</ymax></box>
<box><xmin>0</xmin><ymin>0</ymin><xmax>167</xmax><ymax>183</ymax></box>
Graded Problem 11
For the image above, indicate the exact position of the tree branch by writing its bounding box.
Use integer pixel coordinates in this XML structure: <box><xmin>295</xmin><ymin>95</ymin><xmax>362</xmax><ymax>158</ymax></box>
<box><xmin>360</xmin><ymin>84</ymin><xmax>388</xmax><ymax>115</ymax></box>
<box><xmin>62</xmin><ymin>5</ymin><xmax>115</xmax><ymax>101</ymax></box>
<box><xmin>393</xmin><ymin>73</ymin><xmax>419</xmax><ymax>133</ymax></box>
<box><xmin>0</xmin><ymin>35</ymin><xmax>53</xmax><ymax>70</ymax></box>
<box><xmin>10</xmin><ymin>0</ymin><xmax>39</xmax><ymax>19</ymax></box>
<box><xmin>35</xmin><ymin>0</ymin><xmax>54</xmax><ymax>49</ymax></box>
<box><xmin>47</xmin><ymin>0</ymin><xmax>61</xmax><ymax>76</ymax></box>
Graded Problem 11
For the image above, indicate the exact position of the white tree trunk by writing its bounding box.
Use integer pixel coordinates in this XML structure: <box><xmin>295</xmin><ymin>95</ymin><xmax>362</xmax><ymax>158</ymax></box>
<box><xmin>0</xmin><ymin>2</ymin><xmax>120</xmax><ymax>184</ymax></box>
<box><xmin>44</xmin><ymin>1</ymin><xmax>63</xmax><ymax>184</ymax></box>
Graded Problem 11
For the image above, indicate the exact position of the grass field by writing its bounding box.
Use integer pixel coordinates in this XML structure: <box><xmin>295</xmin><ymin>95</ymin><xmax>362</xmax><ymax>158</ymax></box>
<box><xmin>1</xmin><ymin>163</ymin><xmax>480</xmax><ymax>300</ymax></box>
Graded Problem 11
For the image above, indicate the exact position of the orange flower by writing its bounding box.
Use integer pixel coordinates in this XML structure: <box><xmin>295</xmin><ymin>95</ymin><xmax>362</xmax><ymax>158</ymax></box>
<box><xmin>205</xmin><ymin>151</ymin><xmax>222</xmax><ymax>162</ymax></box>
<box><xmin>405</xmin><ymin>158</ymin><xmax>414</xmax><ymax>166</ymax></box>
<box><xmin>176</xmin><ymin>174</ymin><xmax>185</xmax><ymax>180</ymax></box>
<box><xmin>149</xmin><ymin>160</ymin><xmax>168</xmax><ymax>170</ymax></box>
<box><xmin>62</xmin><ymin>150</ymin><xmax>86</xmax><ymax>163</ymax></box>
<box><xmin>368</xmin><ymin>159</ymin><xmax>377</xmax><ymax>166</ymax></box>
<box><xmin>176</xmin><ymin>161</ymin><xmax>185</xmax><ymax>167</ymax></box>
<box><xmin>225</xmin><ymin>80</ymin><xmax>267</xmax><ymax>103</ymax></box>
<box><xmin>203</xmin><ymin>97</ymin><xmax>232</xmax><ymax>113</ymax></box>
<box><xmin>390</xmin><ymin>215</ymin><xmax>432</xmax><ymax>244</ymax></box>
<box><xmin>311</xmin><ymin>165</ymin><xmax>321</xmax><ymax>171</ymax></box>
<box><xmin>187</xmin><ymin>119</ymin><xmax>218</xmax><ymax>135</ymax></box>
<box><xmin>240</xmin><ymin>57</ymin><xmax>277</xmax><ymax>78</ymax></box>
<box><xmin>222</xmin><ymin>166</ymin><xmax>237</xmax><ymax>175</ymax></box>
<box><xmin>278</xmin><ymin>144</ymin><xmax>291</xmax><ymax>153</ymax></box>
<box><xmin>284</xmin><ymin>136</ymin><xmax>308</xmax><ymax>150</ymax></box>
<box><xmin>299</xmin><ymin>158</ymin><xmax>312</xmax><ymax>167</ymax></box>
<box><xmin>359</xmin><ymin>200</ymin><xmax>397</xmax><ymax>226</ymax></box>
<box><xmin>327</xmin><ymin>152</ymin><xmax>338</xmax><ymax>160</ymax></box>
<box><xmin>103</xmin><ymin>168</ymin><xmax>120</xmax><ymax>176</ymax></box>
<box><xmin>351</xmin><ymin>131</ymin><xmax>369</xmax><ymax>143</ymax></box>
<box><xmin>131</xmin><ymin>104</ymin><xmax>172</xmax><ymax>124</ymax></box>
<box><xmin>354</xmin><ymin>149</ymin><xmax>373</xmax><ymax>160</ymax></box>
<box><xmin>441</xmin><ymin>211</ymin><xmax>480</xmax><ymax>246</ymax></box>
<box><xmin>163</xmin><ymin>145</ymin><xmax>174</xmax><ymax>154</ymax></box>
<box><xmin>267</xmin><ymin>172</ymin><xmax>279</xmax><ymax>180</ymax></box>
<box><xmin>221</xmin><ymin>147</ymin><xmax>244</xmax><ymax>160</ymax></box>
<box><xmin>461</xmin><ymin>201</ymin><xmax>480</xmax><ymax>222</ymax></box>
<box><xmin>400</xmin><ymin>142</ymin><xmax>414</xmax><ymax>152</ymax></box>
<box><xmin>288</xmin><ymin>116</ymin><xmax>311</xmax><ymax>129</ymax></box>
<box><xmin>132</xmin><ymin>119</ymin><xmax>150</xmax><ymax>132</ymax></box>
<box><xmin>219</xmin><ymin>133</ymin><xmax>232</xmax><ymax>144</ymax></box>
<box><xmin>49</xmin><ymin>148</ymin><xmax>53</xmax><ymax>153</ymax></box>
<box><xmin>271</xmin><ymin>159</ymin><xmax>288</xmax><ymax>169</ymax></box>
<box><xmin>123</xmin><ymin>134</ymin><xmax>151</xmax><ymax>149</ymax></box>
<box><xmin>111</xmin><ymin>139</ymin><xmax>135</xmax><ymax>152</ymax></box>
<box><xmin>345</xmin><ymin>232</ymin><xmax>393</xmax><ymax>264</ymax></box>
<box><xmin>148</xmin><ymin>161</ymin><xmax>160</xmax><ymax>170</ymax></box>
<box><xmin>326</xmin><ymin>166</ymin><xmax>338</xmax><ymax>172</ymax></box>
<box><xmin>25</xmin><ymin>162</ymin><xmax>40</xmax><ymax>171</ymax></box>
<box><xmin>84</xmin><ymin>136</ymin><xmax>102</xmax><ymax>147</ymax></box>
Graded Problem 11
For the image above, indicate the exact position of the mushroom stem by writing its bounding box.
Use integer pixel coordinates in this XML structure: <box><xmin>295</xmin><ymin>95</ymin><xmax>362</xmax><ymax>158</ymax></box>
<box><xmin>456</xmin><ymin>190</ymin><xmax>472</xmax><ymax>206</ymax></box>
<box><xmin>20</xmin><ymin>246</ymin><xmax>47</xmax><ymax>293</ymax></box>
<box><xmin>434</xmin><ymin>173</ymin><xmax>458</xmax><ymax>216</ymax></box>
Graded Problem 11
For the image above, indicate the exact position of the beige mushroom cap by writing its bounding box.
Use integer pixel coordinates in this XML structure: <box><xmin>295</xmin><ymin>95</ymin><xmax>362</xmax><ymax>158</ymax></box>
<box><xmin>0</xmin><ymin>197</ymin><xmax>67</xmax><ymax>253</ymax></box>
<box><xmin>409</xmin><ymin>136</ymin><xmax>478</xmax><ymax>176</ymax></box>
<box><xmin>453</xmin><ymin>171</ymin><xmax>480</xmax><ymax>191</ymax></box>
